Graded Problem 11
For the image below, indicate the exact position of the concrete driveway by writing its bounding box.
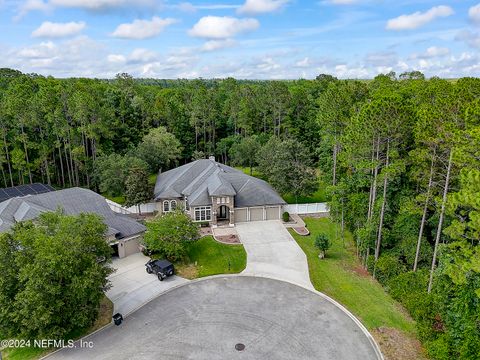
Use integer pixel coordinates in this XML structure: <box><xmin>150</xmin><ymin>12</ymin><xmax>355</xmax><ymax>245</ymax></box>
<box><xmin>47</xmin><ymin>276</ymin><xmax>382</xmax><ymax>360</ymax></box>
<box><xmin>106</xmin><ymin>253</ymin><xmax>188</xmax><ymax>315</ymax></box>
<box><xmin>236</xmin><ymin>220</ymin><xmax>313</xmax><ymax>289</ymax></box>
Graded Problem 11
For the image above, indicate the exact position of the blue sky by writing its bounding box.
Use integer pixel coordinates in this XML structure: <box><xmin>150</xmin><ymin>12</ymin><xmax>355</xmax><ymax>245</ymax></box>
<box><xmin>0</xmin><ymin>0</ymin><xmax>479</xmax><ymax>78</ymax></box>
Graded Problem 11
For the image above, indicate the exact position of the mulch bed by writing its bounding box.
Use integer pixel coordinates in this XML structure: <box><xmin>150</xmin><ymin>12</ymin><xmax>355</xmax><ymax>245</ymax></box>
<box><xmin>215</xmin><ymin>235</ymin><xmax>240</xmax><ymax>244</ymax></box>
<box><xmin>199</xmin><ymin>227</ymin><xmax>212</xmax><ymax>237</ymax></box>
<box><xmin>293</xmin><ymin>227</ymin><xmax>310</xmax><ymax>236</ymax></box>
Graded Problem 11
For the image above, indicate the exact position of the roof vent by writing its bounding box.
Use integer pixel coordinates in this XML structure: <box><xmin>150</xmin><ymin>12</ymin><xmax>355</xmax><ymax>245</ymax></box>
<box><xmin>209</xmin><ymin>156</ymin><xmax>215</xmax><ymax>162</ymax></box>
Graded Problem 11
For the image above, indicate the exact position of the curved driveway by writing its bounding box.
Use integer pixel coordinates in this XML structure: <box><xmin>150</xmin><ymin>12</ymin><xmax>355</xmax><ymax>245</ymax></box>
<box><xmin>236</xmin><ymin>220</ymin><xmax>313</xmax><ymax>289</ymax></box>
<box><xmin>47</xmin><ymin>276</ymin><xmax>382</xmax><ymax>360</ymax></box>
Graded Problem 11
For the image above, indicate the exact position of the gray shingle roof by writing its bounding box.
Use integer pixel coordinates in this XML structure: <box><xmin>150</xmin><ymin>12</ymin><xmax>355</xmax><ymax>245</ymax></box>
<box><xmin>154</xmin><ymin>159</ymin><xmax>286</xmax><ymax>207</ymax></box>
<box><xmin>0</xmin><ymin>187</ymin><xmax>146</xmax><ymax>239</ymax></box>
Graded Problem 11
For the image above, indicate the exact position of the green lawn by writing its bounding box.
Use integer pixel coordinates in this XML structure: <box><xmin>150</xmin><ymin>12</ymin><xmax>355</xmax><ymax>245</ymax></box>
<box><xmin>176</xmin><ymin>236</ymin><xmax>247</xmax><ymax>278</ymax></box>
<box><xmin>290</xmin><ymin>218</ymin><xmax>415</xmax><ymax>333</ymax></box>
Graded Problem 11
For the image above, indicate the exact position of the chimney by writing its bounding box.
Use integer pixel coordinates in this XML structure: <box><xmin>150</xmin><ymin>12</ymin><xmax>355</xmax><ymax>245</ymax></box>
<box><xmin>209</xmin><ymin>156</ymin><xmax>215</xmax><ymax>162</ymax></box>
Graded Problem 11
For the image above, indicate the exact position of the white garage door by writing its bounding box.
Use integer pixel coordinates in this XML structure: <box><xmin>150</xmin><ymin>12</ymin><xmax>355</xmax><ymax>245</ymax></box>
<box><xmin>249</xmin><ymin>208</ymin><xmax>264</xmax><ymax>221</ymax></box>
<box><xmin>266</xmin><ymin>206</ymin><xmax>281</xmax><ymax>220</ymax></box>
<box><xmin>235</xmin><ymin>208</ymin><xmax>248</xmax><ymax>223</ymax></box>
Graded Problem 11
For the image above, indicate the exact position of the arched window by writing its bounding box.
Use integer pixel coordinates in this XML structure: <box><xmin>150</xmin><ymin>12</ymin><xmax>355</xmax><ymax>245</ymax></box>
<box><xmin>163</xmin><ymin>200</ymin><xmax>170</xmax><ymax>212</ymax></box>
<box><xmin>170</xmin><ymin>200</ymin><xmax>177</xmax><ymax>211</ymax></box>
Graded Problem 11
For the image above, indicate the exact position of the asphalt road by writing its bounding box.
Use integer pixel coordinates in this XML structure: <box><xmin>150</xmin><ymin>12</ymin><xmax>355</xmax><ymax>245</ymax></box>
<box><xmin>47</xmin><ymin>276</ymin><xmax>382</xmax><ymax>360</ymax></box>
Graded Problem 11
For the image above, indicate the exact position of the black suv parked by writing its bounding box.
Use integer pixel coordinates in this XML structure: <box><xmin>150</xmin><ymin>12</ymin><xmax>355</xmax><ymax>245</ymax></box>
<box><xmin>145</xmin><ymin>259</ymin><xmax>174</xmax><ymax>281</ymax></box>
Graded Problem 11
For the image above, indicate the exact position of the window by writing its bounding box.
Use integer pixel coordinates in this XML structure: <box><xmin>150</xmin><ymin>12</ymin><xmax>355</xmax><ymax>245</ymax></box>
<box><xmin>170</xmin><ymin>200</ymin><xmax>177</xmax><ymax>211</ymax></box>
<box><xmin>217</xmin><ymin>197</ymin><xmax>220</xmax><ymax>204</ymax></box>
<box><xmin>163</xmin><ymin>201</ymin><xmax>170</xmax><ymax>212</ymax></box>
<box><xmin>194</xmin><ymin>206</ymin><xmax>212</xmax><ymax>222</ymax></box>
<box><xmin>226</xmin><ymin>197</ymin><xmax>229</xmax><ymax>204</ymax></box>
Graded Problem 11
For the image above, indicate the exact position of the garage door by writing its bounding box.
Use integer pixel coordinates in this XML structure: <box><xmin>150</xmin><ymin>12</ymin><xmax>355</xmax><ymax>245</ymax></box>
<box><xmin>119</xmin><ymin>236</ymin><xmax>140</xmax><ymax>258</ymax></box>
<box><xmin>266</xmin><ymin>206</ymin><xmax>281</xmax><ymax>220</ymax></box>
<box><xmin>249</xmin><ymin>208</ymin><xmax>264</xmax><ymax>221</ymax></box>
<box><xmin>235</xmin><ymin>208</ymin><xmax>248</xmax><ymax>223</ymax></box>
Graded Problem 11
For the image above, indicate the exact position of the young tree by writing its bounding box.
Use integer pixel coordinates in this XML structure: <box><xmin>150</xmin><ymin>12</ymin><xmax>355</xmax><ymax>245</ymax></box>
<box><xmin>143</xmin><ymin>210</ymin><xmax>199</xmax><ymax>261</ymax></box>
<box><xmin>124</xmin><ymin>165</ymin><xmax>152</xmax><ymax>214</ymax></box>
<box><xmin>314</xmin><ymin>234</ymin><xmax>331</xmax><ymax>259</ymax></box>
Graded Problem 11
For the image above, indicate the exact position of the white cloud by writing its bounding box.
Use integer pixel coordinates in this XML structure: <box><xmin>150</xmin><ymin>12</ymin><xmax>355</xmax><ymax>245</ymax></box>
<box><xmin>50</xmin><ymin>0</ymin><xmax>154</xmax><ymax>10</ymax></box>
<box><xmin>189</xmin><ymin>16</ymin><xmax>259</xmax><ymax>39</ymax></box>
<box><xmin>295</xmin><ymin>57</ymin><xmax>311</xmax><ymax>68</ymax></box>
<box><xmin>15</xmin><ymin>0</ymin><xmax>51</xmax><ymax>20</ymax></box>
<box><xmin>15</xmin><ymin>0</ymin><xmax>156</xmax><ymax>17</ymax></box>
<box><xmin>386</xmin><ymin>5</ymin><xmax>454</xmax><ymax>31</ymax></box>
<box><xmin>201</xmin><ymin>39</ymin><xmax>236</xmax><ymax>52</ymax></box>
<box><xmin>107</xmin><ymin>54</ymin><xmax>126</xmax><ymax>63</ymax></box>
<box><xmin>237</xmin><ymin>0</ymin><xmax>288</xmax><ymax>15</ymax></box>
<box><xmin>32</xmin><ymin>21</ymin><xmax>86</xmax><ymax>38</ymax></box>
<box><xmin>469</xmin><ymin>4</ymin><xmax>480</xmax><ymax>25</ymax></box>
<box><xmin>112</xmin><ymin>17</ymin><xmax>177</xmax><ymax>39</ymax></box>
<box><xmin>410</xmin><ymin>46</ymin><xmax>450</xmax><ymax>59</ymax></box>
<box><xmin>326</xmin><ymin>0</ymin><xmax>358</xmax><ymax>4</ymax></box>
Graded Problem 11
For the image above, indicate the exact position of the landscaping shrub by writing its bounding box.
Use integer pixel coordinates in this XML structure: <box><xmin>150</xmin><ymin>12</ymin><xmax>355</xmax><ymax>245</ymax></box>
<box><xmin>282</xmin><ymin>211</ymin><xmax>290</xmax><ymax>222</ymax></box>
<box><xmin>314</xmin><ymin>233</ymin><xmax>331</xmax><ymax>258</ymax></box>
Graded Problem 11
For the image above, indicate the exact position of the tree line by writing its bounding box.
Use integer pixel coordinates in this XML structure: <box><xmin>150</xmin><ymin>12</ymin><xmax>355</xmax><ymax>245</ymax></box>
<box><xmin>322</xmin><ymin>73</ymin><xmax>480</xmax><ymax>359</ymax></box>
<box><xmin>1</xmin><ymin>67</ymin><xmax>479</xmax><ymax>359</ymax></box>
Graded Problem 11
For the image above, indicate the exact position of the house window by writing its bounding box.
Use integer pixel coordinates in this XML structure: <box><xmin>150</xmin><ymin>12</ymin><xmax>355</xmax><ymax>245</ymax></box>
<box><xmin>170</xmin><ymin>200</ymin><xmax>177</xmax><ymax>211</ymax></box>
<box><xmin>163</xmin><ymin>201</ymin><xmax>170</xmax><ymax>212</ymax></box>
<box><xmin>217</xmin><ymin>197</ymin><xmax>220</xmax><ymax>204</ymax></box>
<box><xmin>226</xmin><ymin>197</ymin><xmax>229</xmax><ymax>203</ymax></box>
<box><xmin>194</xmin><ymin>206</ymin><xmax>212</xmax><ymax>222</ymax></box>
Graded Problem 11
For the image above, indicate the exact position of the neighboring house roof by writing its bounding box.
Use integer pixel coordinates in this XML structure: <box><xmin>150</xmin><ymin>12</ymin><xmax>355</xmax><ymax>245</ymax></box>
<box><xmin>154</xmin><ymin>159</ymin><xmax>286</xmax><ymax>207</ymax></box>
<box><xmin>0</xmin><ymin>183</ymin><xmax>55</xmax><ymax>202</ymax></box>
<box><xmin>0</xmin><ymin>187</ymin><xmax>146</xmax><ymax>239</ymax></box>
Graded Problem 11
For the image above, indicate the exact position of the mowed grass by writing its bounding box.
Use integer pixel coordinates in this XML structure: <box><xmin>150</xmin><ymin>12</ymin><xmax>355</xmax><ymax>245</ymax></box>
<box><xmin>3</xmin><ymin>296</ymin><xmax>113</xmax><ymax>360</ymax></box>
<box><xmin>176</xmin><ymin>236</ymin><xmax>247</xmax><ymax>278</ymax></box>
<box><xmin>290</xmin><ymin>218</ymin><xmax>415</xmax><ymax>333</ymax></box>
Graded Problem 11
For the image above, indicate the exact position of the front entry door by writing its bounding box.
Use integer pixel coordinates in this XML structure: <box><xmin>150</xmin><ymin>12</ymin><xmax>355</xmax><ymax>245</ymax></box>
<box><xmin>219</xmin><ymin>205</ymin><xmax>229</xmax><ymax>220</ymax></box>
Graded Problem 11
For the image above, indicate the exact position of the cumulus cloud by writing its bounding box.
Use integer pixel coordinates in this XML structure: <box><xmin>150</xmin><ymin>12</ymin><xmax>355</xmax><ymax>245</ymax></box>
<box><xmin>112</xmin><ymin>17</ymin><xmax>177</xmax><ymax>39</ymax></box>
<box><xmin>15</xmin><ymin>0</ymin><xmax>51</xmax><ymax>20</ymax></box>
<box><xmin>469</xmin><ymin>3</ymin><xmax>480</xmax><ymax>25</ymax></box>
<box><xmin>189</xmin><ymin>16</ymin><xmax>259</xmax><ymax>39</ymax></box>
<box><xmin>237</xmin><ymin>0</ymin><xmax>288</xmax><ymax>15</ymax></box>
<box><xmin>386</xmin><ymin>5</ymin><xmax>454</xmax><ymax>31</ymax></box>
<box><xmin>32</xmin><ymin>21</ymin><xmax>86</xmax><ymax>38</ymax></box>
<box><xmin>15</xmin><ymin>0</ymin><xmax>156</xmax><ymax>17</ymax></box>
<box><xmin>201</xmin><ymin>39</ymin><xmax>236</xmax><ymax>52</ymax></box>
<box><xmin>410</xmin><ymin>46</ymin><xmax>450</xmax><ymax>59</ymax></box>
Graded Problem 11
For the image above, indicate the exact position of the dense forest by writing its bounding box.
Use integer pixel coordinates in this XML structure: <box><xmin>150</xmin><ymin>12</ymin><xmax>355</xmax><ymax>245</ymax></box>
<box><xmin>0</xmin><ymin>68</ymin><xmax>479</xmax><ymax>359</ymax></box>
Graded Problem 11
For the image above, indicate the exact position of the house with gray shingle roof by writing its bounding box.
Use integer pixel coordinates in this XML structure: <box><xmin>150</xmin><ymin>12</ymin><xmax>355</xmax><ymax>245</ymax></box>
<box><xmin>154</xmin><ymin>157</ymin><xmax>286</xmax><ymax>226</ymax></box>
<box><xmin>0</xmin><ymin>187</ymin><xmax>146</xmax><ymax>258</ymax></box>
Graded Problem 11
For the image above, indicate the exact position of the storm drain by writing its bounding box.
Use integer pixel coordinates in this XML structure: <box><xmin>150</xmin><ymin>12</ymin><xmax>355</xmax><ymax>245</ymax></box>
<box><xmin>235</xmin><ymin>343</ymin><xmax>246</xmax><ymax>351</ymax></box>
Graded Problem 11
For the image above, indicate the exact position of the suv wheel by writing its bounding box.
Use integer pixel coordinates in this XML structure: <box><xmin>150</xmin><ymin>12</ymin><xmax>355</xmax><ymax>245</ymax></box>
<box><xmin>158</xmin><ymin>273</ymin><xmax>164</xmax><ymax>281</ymax></box>
<box><xmin>146</xmin><ymin>267</ymin><xmax>152</xmax><ymax>274</ymax></box>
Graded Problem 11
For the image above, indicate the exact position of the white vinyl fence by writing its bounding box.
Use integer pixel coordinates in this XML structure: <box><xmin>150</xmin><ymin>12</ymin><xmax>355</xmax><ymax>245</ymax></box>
<box><xmin>284</xmin><ymin>202</ymin><xmax>329</xmax><ymax>215</ymax></box>
<box><xmin>106</xmin><ymin>199</ymin><xmax>157</xmax><ymax>215</ymax></box>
